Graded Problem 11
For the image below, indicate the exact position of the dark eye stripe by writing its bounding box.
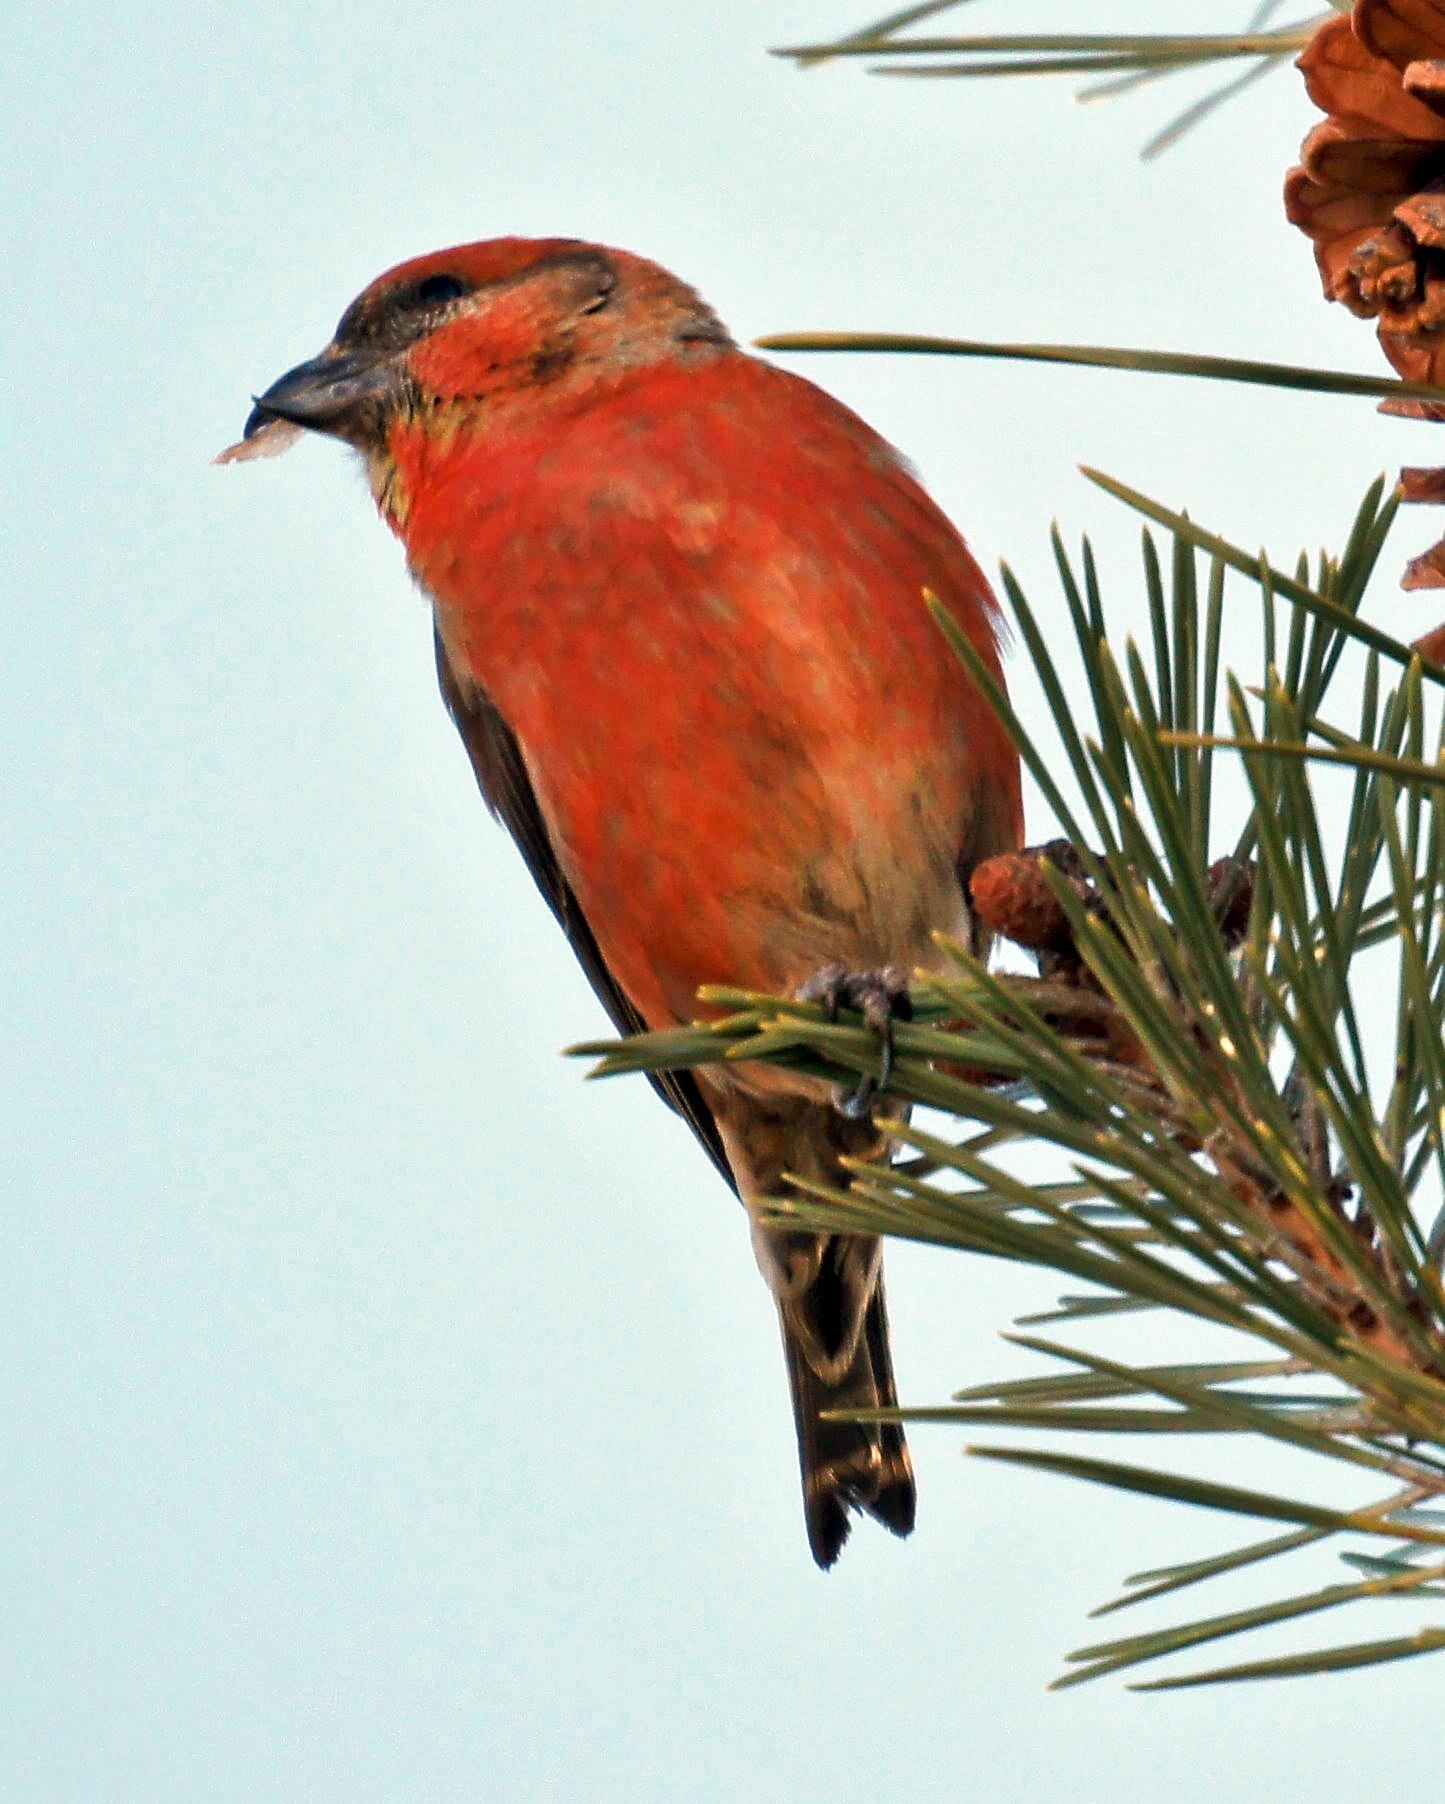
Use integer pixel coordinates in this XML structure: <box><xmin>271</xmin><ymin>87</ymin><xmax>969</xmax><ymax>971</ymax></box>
<box><xmin>332</xmin><ymin>272</ymin><xmax>469</xmax><ymax>347</ymax></box>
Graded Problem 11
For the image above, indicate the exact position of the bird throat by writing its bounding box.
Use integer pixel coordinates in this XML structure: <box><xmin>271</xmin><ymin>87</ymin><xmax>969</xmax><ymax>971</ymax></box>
<box><xmin>369</xmin><ymin>395</ymin><xmax>495</xmax><ymax>537</ymax></box>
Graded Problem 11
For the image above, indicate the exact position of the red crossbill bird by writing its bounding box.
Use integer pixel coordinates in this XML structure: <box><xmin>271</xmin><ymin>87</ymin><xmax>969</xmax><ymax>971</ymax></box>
<box><xmin>224</xmin><ymin>238</ymin><xmax>1022</xmax><ymax>1566</ymax></box>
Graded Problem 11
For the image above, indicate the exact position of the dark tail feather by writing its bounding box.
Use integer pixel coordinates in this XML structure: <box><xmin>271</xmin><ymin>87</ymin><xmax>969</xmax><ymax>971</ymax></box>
<box><xmin>781</xmin><ymin>1262</ymin><xmax>916</xmax><ymax>1569</ymax></box>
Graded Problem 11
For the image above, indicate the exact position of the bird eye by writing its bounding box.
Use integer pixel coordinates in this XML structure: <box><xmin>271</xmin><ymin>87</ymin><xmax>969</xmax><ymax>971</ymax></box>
<box><xmin>412</xmin><ymin>274</ymin><xmax>467</xmax><ymax>306</ymax></box>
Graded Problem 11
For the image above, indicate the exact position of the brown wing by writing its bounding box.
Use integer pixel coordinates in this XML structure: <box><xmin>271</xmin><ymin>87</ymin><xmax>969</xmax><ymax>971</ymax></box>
<box><xmin>434</xmin><ymin>630</ymin><xmax>735</xmax><ymax>1191</ymax></box>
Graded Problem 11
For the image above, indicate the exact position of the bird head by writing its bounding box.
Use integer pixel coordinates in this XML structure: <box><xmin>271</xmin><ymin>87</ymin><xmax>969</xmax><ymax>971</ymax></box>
<box><xmin>221</xmin><ymin>237</ymin><xmax>732</xmax><ymax>467</ymax></box>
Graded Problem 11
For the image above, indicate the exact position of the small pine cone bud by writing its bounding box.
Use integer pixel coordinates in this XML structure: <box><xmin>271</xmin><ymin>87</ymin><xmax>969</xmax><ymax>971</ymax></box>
<box><xmin>970</xmin><ymin>841</ymin><xmax>1089</xmax><ymax>952</ymax></box>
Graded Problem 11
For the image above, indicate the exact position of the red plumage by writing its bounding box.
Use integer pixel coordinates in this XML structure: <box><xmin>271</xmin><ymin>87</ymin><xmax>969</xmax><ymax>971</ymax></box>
<box><xmin>229</xmin><ymin>238</ymin><xmax>1023</xmax><ymax>1565</ymax></box>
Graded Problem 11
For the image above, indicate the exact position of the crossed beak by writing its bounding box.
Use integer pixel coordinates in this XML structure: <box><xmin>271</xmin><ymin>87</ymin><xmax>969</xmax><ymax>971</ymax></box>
<box><xmin>240</xmin><ymin>346</ymin><xmax>400</xmax><ymax>446</ymax></box>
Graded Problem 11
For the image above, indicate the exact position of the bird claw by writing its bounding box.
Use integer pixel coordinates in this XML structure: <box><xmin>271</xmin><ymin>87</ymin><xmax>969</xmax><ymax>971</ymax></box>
<box><xmin>794</xmin><ymin>963</ymin><xmax>914</xmax><ymax>1116</ymax></box>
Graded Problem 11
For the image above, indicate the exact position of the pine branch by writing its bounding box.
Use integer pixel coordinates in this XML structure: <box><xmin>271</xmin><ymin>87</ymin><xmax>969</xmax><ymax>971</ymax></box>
<box><xmin>571</xmin><ymin>474</ymin><xmax>1445</xmax><ymax>1686</ymax></box>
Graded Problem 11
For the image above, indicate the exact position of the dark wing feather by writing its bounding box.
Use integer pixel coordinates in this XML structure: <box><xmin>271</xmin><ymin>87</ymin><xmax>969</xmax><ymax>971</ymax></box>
<box><xmin>434</xmin><ymin>630</ymin><xmax>735</xmax><ymax>1192</ymax></box>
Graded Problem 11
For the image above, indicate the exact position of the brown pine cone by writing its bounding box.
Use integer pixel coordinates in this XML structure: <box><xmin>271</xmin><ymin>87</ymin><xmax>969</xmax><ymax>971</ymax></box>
<box><xmin>1286</xmin><ymin>3</ymin><xmax>1445</xmax><ymax>593</ymax></box>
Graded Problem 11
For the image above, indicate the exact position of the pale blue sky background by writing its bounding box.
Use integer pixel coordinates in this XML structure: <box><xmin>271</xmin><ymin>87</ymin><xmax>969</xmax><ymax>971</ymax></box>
<box><xmin>7</xmin><ymin>2</ymin><xmax>1445</xmax><ymax>1800</ymax></box>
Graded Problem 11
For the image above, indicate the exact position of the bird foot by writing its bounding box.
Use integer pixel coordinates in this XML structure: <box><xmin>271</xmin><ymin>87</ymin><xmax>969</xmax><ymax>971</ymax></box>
<box><xmin>794</xmin><ymin>963</ymin><xmax>914</xmax><ymax>1118</ymax></box>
